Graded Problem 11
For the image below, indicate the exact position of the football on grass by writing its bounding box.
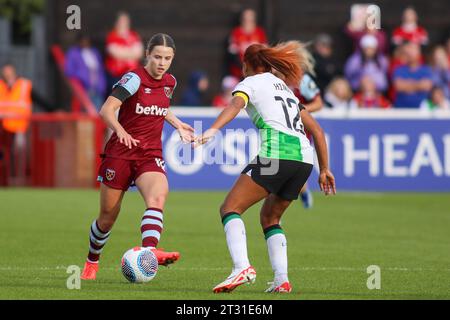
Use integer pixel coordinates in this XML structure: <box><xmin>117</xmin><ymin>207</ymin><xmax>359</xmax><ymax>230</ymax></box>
<box><xmin>121</xmin><ymin>247</ymin><xmax>158</xmax><ymax>283</ymax></box>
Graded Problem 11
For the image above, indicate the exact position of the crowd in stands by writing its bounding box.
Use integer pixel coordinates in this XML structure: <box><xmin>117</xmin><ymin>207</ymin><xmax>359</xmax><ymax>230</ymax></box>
<box><xmin>64</xmin><ymin>11</ymin><xmax>143</xmax><ymax>111</ymax></box>
<box><xmin>60</xmin><ymin>6</ymin><xmax>450</xmax><ymax>111</ymax></box>
<box><xmin>322</xmin><ymin>6</ymin><xmax>448</xmax><ymax>111</ymax></box>
<box><xmin>0</xmin><ymin>5</ymin><xmax>448</xmax><ymax>185</ymax></box>
<box><xmin>221</xmin><ymin>6</ymin><xmax>450</xmax><ymax>112</ymax></box>
<box><xmin>216</xmin><ymin>6</ymin><xmax>449</xmax><ymax>112</ymax></box>
<box><xmin>3</xmin><ymin>6</ymin><xmax>449</xmax><ymax>117</ymax></box>
<box><xmin>1</xmin><ymin>4</ymin><xmax>449</xmax><ymax>187</ymax></box>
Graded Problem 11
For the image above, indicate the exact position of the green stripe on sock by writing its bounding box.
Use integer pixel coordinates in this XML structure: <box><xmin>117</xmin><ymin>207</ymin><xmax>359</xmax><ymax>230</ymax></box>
<box><xmin>222</xmin><ymin>213</ymin><xmax>241</xmax><ymax>226</ymax></box>
<box><xmin>264</xmin><ymin>228</ymin><xmax>284</xmax><ymax>240</ymax></box>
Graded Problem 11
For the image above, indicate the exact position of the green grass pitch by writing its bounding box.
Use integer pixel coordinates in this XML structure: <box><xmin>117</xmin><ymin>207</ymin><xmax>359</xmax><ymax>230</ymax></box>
<box><xmin>0</xmin><ymin>189</ymin><xmax>449</xmax><ymax>300</ymax></box>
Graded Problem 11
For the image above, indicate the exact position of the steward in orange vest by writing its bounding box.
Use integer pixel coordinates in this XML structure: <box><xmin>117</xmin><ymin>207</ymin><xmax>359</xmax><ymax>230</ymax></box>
<box><xmin>0</xmin><ymin>65</ymin><xmax>32</xmax><ymax>133</ymax></box>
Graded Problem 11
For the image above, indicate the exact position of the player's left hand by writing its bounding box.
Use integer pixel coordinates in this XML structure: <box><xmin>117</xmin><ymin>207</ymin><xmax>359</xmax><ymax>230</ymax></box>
<box><xmin>177</xmin><ymin>122</ymin><xmax>195</xmax><ymax>143</ymax></box>
<box><xmin>319</xmin><ymin>168</ymin><xmax>336</xmax><ymax>196</ymax></box>
<box><xmin>193</xmin><ymin>128</ymin><xmax>218</xmax><ymax>148</ymax></box>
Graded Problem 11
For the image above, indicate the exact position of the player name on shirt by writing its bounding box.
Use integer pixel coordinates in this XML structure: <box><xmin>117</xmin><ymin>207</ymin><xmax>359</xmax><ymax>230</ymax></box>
<box><xmin>135</xmin><ymin>103</ymin><xmax>168</xmax><ymax>116</ymax></box>
<box><xmin>273</xmin><ymin>82</ymin><xmax>290</xmax><ymax>92</ymax></box>
<box><xmin>233</xmin><ymin>72</ymin><xmax>314</xmax><ymax>164</ymax></box>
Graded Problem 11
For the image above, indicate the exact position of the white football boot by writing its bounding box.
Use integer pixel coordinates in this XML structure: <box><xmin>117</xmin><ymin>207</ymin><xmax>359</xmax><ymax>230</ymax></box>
<box><xmin>213</xmin><ymin>266</ymin><xmax>257</xmax><ymax>293</ymax></box>
<box><xmin>265</xmin><ymin>281</ymin><xmax>292</xmax><ymax>293</ymax></box>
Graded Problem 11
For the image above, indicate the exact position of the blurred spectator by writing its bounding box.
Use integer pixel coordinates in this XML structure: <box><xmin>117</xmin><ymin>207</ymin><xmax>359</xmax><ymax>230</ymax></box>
<box><xmin>324</xmin><ymin>77</ymin><xmax>356</xmax><ymax>111</ymax></box>
<box><xmin>312</xmin><ymin>34</ymin><xmax>340</xmax><ymax>92</ymax></box>
<box><xmin>0</xmin><ymin>63</ymin><xmax>32</xmax><ymax>135</ymax></box>
<box><xmin>294</xmin><ymin>73</ymin><xmax>323</xmax><ymax>113</ymax></box>
<box><xmin>0</xmin><ymin>63</ymin><xmax>32</xmax><ymax>185</ymax></box>
<box><xmin>227</xmin><ymin>8</ymin><xmax>268</xmax><ymax>78</ymax></box>
<box><xmin>344</xmin><ymin>4</ymin><xmax>388</xmax><ymax>54</ymax></box>
<box><xmin>393</xmin><ymin>42</ymin><xmax>433</xmax><ymax>108</ymax></box>
<box><xmin>388</xmin><ymin>43</ymin><xmax>409</xmax><ymax>102</ymax></box>
<box><xmin>392</xmin><ymin>7</ymin><xmax>428</xmax><ymax>47</ymax></box>
<box><xmin>429</xmin><ymin>45</ymin><xmax>450</xmax><ymax>99</ymax></box>
<box><xmin>446</xmin><ymin>37</ymin><xmax>450</xmax><ymax>65</ymax></box>
<box><xmin>105</xmin><ymin>11</ymin><xmax>144</xmax><ymax>91</ymax></box>
<box><xmin>344</xmin><ymin>34</ymin><xmax>389</xmax><ymax>92</ymax></box>
<box><xmin>420</xmin><ymin>86</ymin><xmax>450</xmax><ymax>111</ymax></box>
<box><xmin>271</xmin><ymin>45</ymin><xmax>323</xmax><ymax>113</ymax></box>
<box><xmin>352</xmin><ymin>75</ymin><xmax>391</xmax><ymax>109</ymax></box>
<box><xmin>65</xmin><ymin>34</ymin><xmax>107</xmax><ymax>111</ymax></box>
<box><xmin>212</xmin><ymin>75</ymin><xmax>239</xmax><ymax>108</ymax></box>
<box><xmin>389</xmin><ymin>43</ymin><xmax>408</xmax><ymax>76</ymax></box>
<box><xmin>180</xmin><ymin>71</ymin><xmax>209</xmax><ymax>106</ymax></box>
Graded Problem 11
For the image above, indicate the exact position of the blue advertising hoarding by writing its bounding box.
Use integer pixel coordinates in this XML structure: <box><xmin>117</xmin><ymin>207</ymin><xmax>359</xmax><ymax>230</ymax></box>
<box><xmin>162</xmin><ymin>109</ymin><xmax>450</xmax><ymax>192</ymax></box>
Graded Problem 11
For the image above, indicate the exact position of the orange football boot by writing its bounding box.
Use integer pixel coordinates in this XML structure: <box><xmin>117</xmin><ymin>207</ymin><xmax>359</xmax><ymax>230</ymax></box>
<box><xmin>80</xmin><ymin>261</ymin><xmax>99</xmax><ymax>280</ymax></box>
<box><xmin>150</xmin><ymin>248</ymin><xmax>180</xmax><ymax>266</ymax></box>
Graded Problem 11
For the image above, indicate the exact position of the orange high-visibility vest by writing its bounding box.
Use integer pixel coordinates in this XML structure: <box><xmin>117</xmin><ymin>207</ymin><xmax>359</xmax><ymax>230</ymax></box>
<box><xmin>0</xmin><ymin>78</ymin><xmax>32</xmax><ymax>133</ymax></box>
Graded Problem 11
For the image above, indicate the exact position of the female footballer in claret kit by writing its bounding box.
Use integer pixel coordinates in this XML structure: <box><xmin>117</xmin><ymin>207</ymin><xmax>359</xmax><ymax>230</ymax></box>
<box><xmin>81</xmin><ymin>33</ymin><xmax>194</xmax><ymax>280</ymax></box>
<box><xmin>196</xmin><ymin>42</ymin><xmax>336</xmax><ymax>293</ymax></box>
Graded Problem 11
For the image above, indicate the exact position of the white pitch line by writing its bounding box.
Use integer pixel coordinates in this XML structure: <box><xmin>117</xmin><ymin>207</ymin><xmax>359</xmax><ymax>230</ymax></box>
<box><xmin>0</xmin><ymin>266</ymin><xmax>449</xmax><ymax>272</ymax></box>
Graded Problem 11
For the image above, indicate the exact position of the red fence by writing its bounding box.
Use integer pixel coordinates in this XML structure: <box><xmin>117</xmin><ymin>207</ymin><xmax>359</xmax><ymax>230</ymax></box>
<box><xmin>0</xmin><ymin>113</ymin><xmax>105</xmax><ymax>188</ymax></box>
<box><xmin>0</xmin><ymin>44</ymin><xmax>106</xmax><ymax>188</ymax></box>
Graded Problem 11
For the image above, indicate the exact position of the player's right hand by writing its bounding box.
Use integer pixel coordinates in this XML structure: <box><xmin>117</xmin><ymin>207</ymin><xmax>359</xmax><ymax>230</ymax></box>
<box><xmin>117</xmin><ymin>128</ymin><xmax>140</xmax><ymax>149</ymax></box>
<box><xmin>319</xmin><ymin>168</ymin><xmax>336</xmax><ymax>196</ymax></box>
<box><xmin>178</xmin><ymin>122</ymin><xmax>195</xmax><ymax>143</ymax></box>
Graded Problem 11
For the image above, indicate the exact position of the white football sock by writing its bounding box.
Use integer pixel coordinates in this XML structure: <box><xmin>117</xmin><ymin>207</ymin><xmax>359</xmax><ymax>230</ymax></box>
<box><xmin>266</xmin><ymin>233</ymin><xmax>289</xmax><ymax>285</ymax></box>
<box><xmin>223</xmin><ymin>215</ymin><xmax>250</xmax><ymax>272</ymax></box>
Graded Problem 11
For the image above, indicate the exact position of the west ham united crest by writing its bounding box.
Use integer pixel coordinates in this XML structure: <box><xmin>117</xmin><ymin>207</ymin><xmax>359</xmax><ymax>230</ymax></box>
<box><xmin>164</xmin><ymin>86</ymin><xmax>173</xmax><ymax>98</ymax></box>
<box><xmin>105</xmin><ymin>169</ymin><xmax>115</xmax><ymax>181</ymax></box>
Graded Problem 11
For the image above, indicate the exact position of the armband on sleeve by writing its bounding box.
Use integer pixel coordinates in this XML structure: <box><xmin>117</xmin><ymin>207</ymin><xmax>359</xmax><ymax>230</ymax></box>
<box><xmin>110</xmin><ymin>86</ymin><xmax>132</xmax><ymax>102</ymax></box>
<box><xmin>232</xmin><ymin>91</ymin><xmax>250</xmax><ymax>108</ymax></box>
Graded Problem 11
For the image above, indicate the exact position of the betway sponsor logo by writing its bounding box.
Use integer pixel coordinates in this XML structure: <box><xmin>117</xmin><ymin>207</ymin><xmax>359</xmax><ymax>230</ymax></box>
<box><xmin>135</xmin><ymin>103</ymin><xmax>168</xmax><ymax>116</ymax></box>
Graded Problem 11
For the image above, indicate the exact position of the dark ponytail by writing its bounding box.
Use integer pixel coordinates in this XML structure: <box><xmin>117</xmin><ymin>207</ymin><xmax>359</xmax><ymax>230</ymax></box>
<box><xmin>146</xmin><ymin>33</ymin><xmax>176</xmax><ymax>54</ymax></box>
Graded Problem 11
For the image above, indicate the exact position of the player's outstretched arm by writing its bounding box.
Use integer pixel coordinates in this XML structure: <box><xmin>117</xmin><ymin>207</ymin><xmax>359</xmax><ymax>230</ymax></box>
<box><xmin>301</xmin><ymin>108</ymin><xmax>336</xmax><ymax>195</ymax></box>
<box><xmin>195</xmin><ymin>95</ymin><xmax>246</xmax><ymax>146</ymax></box>
<box><xmin>165</xmin><ymin>109</ymin><xmax>195</xmax><ymax>143</ymax></box>
<box><xmin>99</xmin><ymin>96</ymin><xmax>140</xmax><ymax>149</ymax></box>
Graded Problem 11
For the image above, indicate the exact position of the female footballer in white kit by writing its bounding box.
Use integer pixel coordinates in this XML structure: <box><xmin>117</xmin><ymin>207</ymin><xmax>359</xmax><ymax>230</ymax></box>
<box><xmin>196</xmin><ymin>41</ymin><xmax>336</xmax><ymax>293</ymax></box>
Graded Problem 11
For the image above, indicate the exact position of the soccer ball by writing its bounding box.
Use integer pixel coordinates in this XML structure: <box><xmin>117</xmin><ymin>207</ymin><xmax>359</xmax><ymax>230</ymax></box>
<box><xmin>121</xmin><ymin>247</ymin><xmax>158</xmax><ymax>283</ymax></box>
